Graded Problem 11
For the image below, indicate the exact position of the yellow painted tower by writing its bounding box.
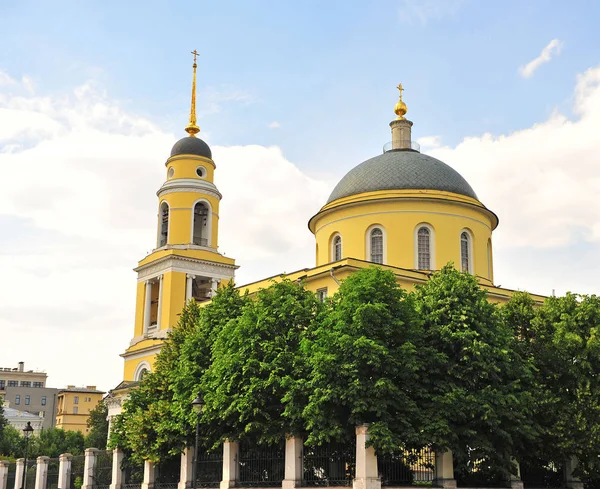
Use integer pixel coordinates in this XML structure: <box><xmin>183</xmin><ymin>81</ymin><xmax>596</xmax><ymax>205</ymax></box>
<box><xmin>121</xmin><ymin>52</ymin><xmax>237</xmax><ymax>382</ymax></box>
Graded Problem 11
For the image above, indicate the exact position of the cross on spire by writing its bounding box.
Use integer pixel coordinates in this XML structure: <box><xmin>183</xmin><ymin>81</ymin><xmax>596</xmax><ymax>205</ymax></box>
<box><xmin>397</xmin><ymin>83</ymin><xmax>404</xmax><ymax>100</ymax></box>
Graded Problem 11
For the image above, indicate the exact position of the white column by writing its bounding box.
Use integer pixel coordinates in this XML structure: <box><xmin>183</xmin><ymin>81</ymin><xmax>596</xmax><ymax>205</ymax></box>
<box><xmin>282</xmin><ymin>436</ymin><xmax>303</xmax><ymax>489</ymax></box>
<box><xmin>141</xmin><ymin>461</ymin><xmax>155</xmax><ymax>489</ymax></box>
<box><xmin>109</xmin><ymin>449</ymin><xmax>125</xmax><ymax>489</ymax></box>
<box><xmin>14</xmin><ymin>459</ymin><xmax>24</xmax><ymax>489</ymax></box>
<box><xmin>0</xmin><ymin>461</ymin><xmax>9</xmax><ymax>489</ymax></box>
<box><xmin>220</xmin><ymin>441</ymin><xmax>239</xmax><ymax>489</ymax></box>
<box><xmin>434</xmin><ymin>450</ymin><xmax>456</xmax><ymax>489</ymax></box>
<box><xmin>209</xmin><ymin>279</ymin><xmax>219</xmax><ymax>298</ymax></box>
<box><xmin>178</xmin><ymin>448</ymin><xmax>194</xmax><ymax>489</ymax></box>
<box><xmin>186</xmin><ymin>275</ymin><xmax>195</xmax><ymax>302</ymax></box>
<box><xmin>58</xmin><ymin>454</ymin><xmax>72</xmax><ymax>489</ymax></box>
<box><xmin>509</xmin><ymin>459</ymin><xmax>523</xmax><ymax>489</ymax></box>
<box><xmin>353</xmin><ymin>425</ymin><xmax>380</xmax><ymax>489</ymax></box>
<box><xmin>143</xmin><ymin>281</ymin><xmax>153</xmax><ymax>334</ymax></box>
<box><xmin>34</xmin><ymin>457</ymin><xmax>49</xmax><ymax>489</ymax></box>
<box><xmin>81</xmin><ymin>448</ymin><xmax>98</xmax><ymax>489</ymax></box>
<box><xmin>156</xmin><ymin>275</ymin><xmax>164</xmax><ymax>329</ymax></box>
<box><xmin>565</xmin><ymin>457</ymin><xmax>584</xmax><ymax>489</ymax></box>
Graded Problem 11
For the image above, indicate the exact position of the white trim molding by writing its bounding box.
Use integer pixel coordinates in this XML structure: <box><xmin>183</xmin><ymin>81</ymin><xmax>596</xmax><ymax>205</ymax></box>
<box><xmin>134</xmin><ymin>361</ymin><xmax>151</xmax><ymax>381</ymax></box>
<box><xmin>157</xmin><ymin>178</ymin><xmax>222</xmax><ymax>200</ymax></box>
<box><xmin>330</xmin><ymin>233</ymin><xmax>342</xmax><ymax>262</ymax></box>
<box><xmin>135</xmin><ymin>254</ymin><xmax>237</xmax><ymax>283</ymax></box>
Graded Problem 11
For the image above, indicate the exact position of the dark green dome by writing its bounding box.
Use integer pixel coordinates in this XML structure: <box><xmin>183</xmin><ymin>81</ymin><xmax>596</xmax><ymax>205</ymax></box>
<box><xmin>170</xmin><ymin>136</ymin><xmax>212</xmax><ymax>159</ymax></box>
<box><xmin>327</xmin><ymin>149</ymin><xmax>477</xmax><ymax>203</ymax></box>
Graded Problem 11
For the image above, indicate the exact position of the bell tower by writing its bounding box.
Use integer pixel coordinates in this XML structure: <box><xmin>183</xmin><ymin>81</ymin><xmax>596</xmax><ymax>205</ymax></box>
<box><xmin>121</xmin><ymin>51</ymin><xmax>237</xmax><ymax>382</ymax></box>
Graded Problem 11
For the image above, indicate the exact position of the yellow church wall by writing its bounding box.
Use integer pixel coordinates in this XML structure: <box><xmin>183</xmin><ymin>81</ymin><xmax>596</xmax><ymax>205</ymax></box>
<box><xmin>311</xmin><ymin>191</ymin><xmax>495</xmax><ymax>283</ymax></box>
<box><xmin>133</xmin><ymin>281</ymin><xmax>146</xmax><ymax>338</ymax></box>
<box><xmin>165</xmin><ymin>155</ymin><xmax>216</xmax><ymax>182</ymax></box>
<box><xmin>161</xmin><ymin>270</ymin><xmax>187</xmax><ymax>328</ymax></box>
<box><xmin>123</xmin><ymin>352</ymin><xmax>158</xmax><ymax>382</ymax></box>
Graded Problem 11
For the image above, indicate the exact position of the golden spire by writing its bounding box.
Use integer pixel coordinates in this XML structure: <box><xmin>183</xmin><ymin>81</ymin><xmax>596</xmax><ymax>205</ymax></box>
<box><xmin>185</xmin><ymin>50</ymin><xmax>200</xmax><ymax>137</ymax></box>
<box><xmin>394</xmin><ymin>83</ymin><xmax>408</xmax><ymax>120</ymax></box>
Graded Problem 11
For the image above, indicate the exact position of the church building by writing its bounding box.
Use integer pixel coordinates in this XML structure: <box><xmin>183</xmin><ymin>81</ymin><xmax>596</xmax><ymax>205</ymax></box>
<box><xmin>106</xmin><ymin>59</ymin><xmax>545</xmax><ymax>424</ymax></box>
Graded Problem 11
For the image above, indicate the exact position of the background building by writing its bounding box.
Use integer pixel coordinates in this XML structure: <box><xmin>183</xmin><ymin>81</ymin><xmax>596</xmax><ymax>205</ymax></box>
<box><xmin>2</xmin><ymin>406</ymin><xmax>44</xmax><ymax>434</ymax></box>
<box><xmin>0</xmin><ymin>362</ymin><xmax>58</xmax><ymax>430</ymax></box>
<box><xmin>55</xmin><ymin>386</ymin><xmax>104</xmax><ymax>434</ymax></box>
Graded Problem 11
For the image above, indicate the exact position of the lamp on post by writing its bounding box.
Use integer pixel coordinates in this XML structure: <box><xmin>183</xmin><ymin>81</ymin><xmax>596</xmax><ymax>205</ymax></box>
<box><xmin>191</xmin><ymin>392</ymin><xmax>205</xmax><ymax>489</ymax></box>
<box><xmin>22</xmin><ymin>421</ymin><xmax>34</xmax><ymax>489</ymax></box>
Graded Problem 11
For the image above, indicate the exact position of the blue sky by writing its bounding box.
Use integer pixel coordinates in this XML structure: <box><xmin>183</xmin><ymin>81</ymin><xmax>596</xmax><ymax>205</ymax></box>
<box><xmin>1</xmin><ymin>0</ymin><xmax>599</xmax><ymax>389</ymax></box>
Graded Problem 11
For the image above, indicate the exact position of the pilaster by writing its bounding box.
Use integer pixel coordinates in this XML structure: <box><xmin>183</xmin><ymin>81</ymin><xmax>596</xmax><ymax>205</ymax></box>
<box><xmin>141</xmin><ymin>461</ymin><xmax>155</xmax><ymax>489</ymax></box>
<box><xmin>282</xmin><ymin>436</ymin><xmax>303</xmax><ymax>489</ymax></box>
<box><xmin>565</xmin><ymin>457</ymin><xmax>584</xmax><ymax>489</ymax></box>
<box><xmin>434</xmin><ymin>450</ymin><xmax>456</xmax><ymax>489</ymax></box>
<box><xmin>58</xmin><ymin>454</ymin><xmax>72</xmax><ymax>489</ymax></box>
<box><xmin>220</xmin><ymin>441</ymin><xmax>239</xmax><ymax>489</ymax></box>
<box><xmin>14</xmin><ymin>459</ymin><xmax>24</xmax><ymax>489</ymax></box>
<box><xmin>34</xmin><ymin>457</ymin><xmax>49</xmax><ymax>489</ymax></box>
<box><xmin>109</xmin><ymin>449</ymin><xmax>125</xmax><ymax>489</ymax></box>
<box><xmin>81</xmin><ymin>448</ymin><xmax>98</xmax><ymax>489</ymax></box>
<box><xmin>179</xmin><ymin>448</ymin><xmax>194</xmax><ymax>489</ymax></box>
<box><xmin>353</xmin><ymin>425</ymin><xmax>380</xmax><ymax>489</ymax></box>
<box><xmin>0</xmin><ymin>461</ymin><xmax>9</xmax><ymax>489</ymax></box>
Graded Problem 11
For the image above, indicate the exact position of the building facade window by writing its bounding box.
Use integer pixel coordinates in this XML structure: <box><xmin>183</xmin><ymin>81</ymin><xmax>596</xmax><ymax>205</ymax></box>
<box><xmin>0</xmin><ymin>380</ymin><xmax>5</xmax><ymax>390</ymax></box>
<box><xmin>316</xmin><ymin>288</ymin><xmax>328</xmax><ymax>302</ymax></box>
<box><xmin>15</xmin><ymin>395</ymin><xmax>20</xmax><ymax>405</ymax></box>
<box><xmin>460</xmin><ymin>231</ymin><xmax>472</xmax><ymax>273</ymax></box>
<box><xmin>33</xmin><ymin>382</ymin><xmax>44</xmax><ymax>388</ymax></box>
<box><xmin>25</xmin><ymin>396</ymin><xmax>30</xmax><ymax>405</ymax></box>
<box><xmin>73</xmin><ymin>407</ymin><xmax>78</xmax><ymax>414</ymax></box>
<box><xmin>41</xmin><ymin>396</ymin><xmax>47</xmax><ymax>406</ymax></box>
<box><xmin>74</xmin><ymin>396</ymin><xmax>79</xmax><ymax>405</ymax></box>
<box><xmin>332</xmin><ymin>235</ymin><xmax>342</xmax><ymax>261</ymax></box>
<box><xmin>7</xmin><ymin>381</ymin><xmax>17</xmax><ymax>387</ymax></box>
<box><xmin>193</xmin><ymin>202</ymin><xmax>210</xmax><ymax>246</ymax></box>
<box><xmin>417</xmin><ymin>226</ymin><xmax>432</xmax><ymax>270</ymax></box>
<box><xmin>158</xmin><ymin>202</ymin><xmax>169</xmax><ymax>247</ymax></box>
<box><xmin>21</xmin><ymin>381</ymin><xmax>31</xmax><ymax>387</ymax></box>
<box><xmin>370</xmin><ymin>228</ymin><xmax>384</xmax><ymax>264</ymax></box>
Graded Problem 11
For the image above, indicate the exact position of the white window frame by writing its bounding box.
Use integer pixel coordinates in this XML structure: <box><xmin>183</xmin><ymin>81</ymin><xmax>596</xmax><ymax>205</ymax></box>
<box><xmin>190</xmin><ymin>198</ymin><xmax>213</xmax><ymax>247</ymax></box>
<box><xmin>414</xmin><ymin>223</ymin><xmax>435</xmax><ymax>270</ymax></box>
<box><xmin>460</xmin><ymin>229</ymin><xmax>474</xmax><ymax>274</ymax></box>
<box><xmin>157</xmin><ymin>201</ymin><xmax>170</xmax><ymax>248</ymax></box>
<box><xmin>365</xmin><ymin>225</ymin><xmax>386</xmax><ymax>265</ymax></box>
<box><xmin>134</xmin><ymin>361</ymin><xmax>151</xmax><ymax>382</ymax></box>
<box><xmin>316</xmin><ymin>288</ymin><xmax>328</xmax><ymax>302</ymax></box>
<box><xmin>331</xmin><ymin>233</ymin><xmax>342</xmax><ymax>262</ymax></box>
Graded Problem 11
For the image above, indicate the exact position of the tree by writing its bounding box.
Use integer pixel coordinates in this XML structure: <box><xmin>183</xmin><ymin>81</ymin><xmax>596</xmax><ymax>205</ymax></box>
<box><xmin>0</xmin><ymin>424</ymin><xmax>26</xmax><ymax>457</ymax></box>
<box><xmin>201</xmin><ymin>279</ymin><xmax>319</xmax><ymax>446</ymax></box>
<box><xmin>413</xmin><ymin>265</ymin><xmax>535</xmax><ymax>481</ymax></box>
<box><xmin>85</xmin><ymin>401</ymin><xmax>109</xmax><ymax>449</ymax></box>
<box><xmin>303</xmin><ymin>267</ymin><xmax>423</xmax><ymax>453</ymax></box>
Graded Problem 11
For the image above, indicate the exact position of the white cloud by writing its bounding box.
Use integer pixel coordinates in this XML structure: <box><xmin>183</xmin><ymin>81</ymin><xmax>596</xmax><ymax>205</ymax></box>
<box><xmin>1</xmin><ymin>64</ymin><xmax>600</xmax><ymax>391</ymax></box>
<box><xmin>268</xmin><ymin>121</ymin><xmax>280</xmax><ymax>129</ymax></box>
<box><xmin>398</xmin><ymin>0</ymin><xmax>465</xmax><ymax>24</ymax></box>
<box><xmin>519</xmin><ymin>39</ymin><xmax>563</xmax><ymax>78</ymax></box>
<box><xmin>417</xmin><ymin>135</ymin><xmax>442</xmax><ymax>149</ymax></box>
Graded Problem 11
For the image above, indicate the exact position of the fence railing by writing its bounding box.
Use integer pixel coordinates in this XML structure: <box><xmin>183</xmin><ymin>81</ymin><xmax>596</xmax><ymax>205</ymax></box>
<box><xmin>6</xmin><ymin>462</ymin><xmax>16</xmax><ymax>489</ymax></box>
<box><xmin>520</xmin><ymin>459</ymin><xmax>563</xmax><ymax>488</ymax></box>
<box><xmin>196</xmin><ymin>450</ymin><xmax>223</xmax><ymax>488</ymax></box>
<box><xmin>23</xmin><ymin>459</ymin><xmax>36</xmax><ymax>489</ymax></box>
<box><xmin>303</xmin><ymin>441</ymin><xmax>356</xmax><ymax>487</ymax></box>
<box><xmin>93</xmin><ymin>450</ymin><xmax>113</xmax><ymax>489</ymax></box>
<box><xmin>155</xmin><ymin>457</ymin><xmax>180</xmax><ymax>489</ymax></box>
<box><xmin>378</xmin><ymin>447</ymin><xmax>436</xmax><ymax>486</ymax></box>
<box><xmin>46</xmin><ymin>458</ymin><xmax>60</xmax><ymax>489</ymax></box>
<box><xmin>238</xmin><ymin>442</ymin><xmax>285</xmax><ymax>487</ymax></box>
<box><xmin>71</xmin><ymin>455</ymin><xmax>86</xmax><ymax>489</ymax></box>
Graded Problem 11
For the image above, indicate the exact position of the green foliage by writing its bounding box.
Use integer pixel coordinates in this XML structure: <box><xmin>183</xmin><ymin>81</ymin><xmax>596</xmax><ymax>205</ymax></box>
<box><xmin>0</xmin><ymin>424</ymin><xmax>26</xmax><ymax>457</ymax></box>
<box><xmin>201</xmin><ymin>279</ymin><xmax>319</xmax><ymax>446</ymax></box>
<box><xmin>303</xmin><ymin>267</ymin><xmax>422</xmax><ymax>453</ymax></box>
<box><xmin>85</xmin><ymin>401</ymin><xmax>109</xmax><ymax>449</ymax></box>
<box><xmin>414</xmin><ymin>265</ymin><xmax>535</xmax><ymax>477</ymax></box>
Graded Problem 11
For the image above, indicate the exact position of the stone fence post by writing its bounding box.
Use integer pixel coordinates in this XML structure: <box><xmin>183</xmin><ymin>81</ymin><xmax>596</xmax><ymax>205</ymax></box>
<box><xmin>14</xmin><ymin>459</ymin><xmax>24</xmax><ymax>489</ymax></box>
<box><xmin>179</xmin><ymin>448</ymin><xmax>194</xmax><ymax>489</ymax></box>
<box><xmin>220</xmin><ymin>441</ymin><xmax>239</xmax><ymax>489</ymax></box>
<box><xmin>141</xmin><ymin>461</ymin><xmax>155</xmax><ymax>489</ymax></box>
<box><xmin>282</xmin><ymin>436</ymin><xmax>303</xmax><ymax>489</ymax></box>
<box><xmin>565</xmin><ymin>457</ymin><xmax>584</xmax><ymax>489</ymax></box>
<box><xmin>0</xmin><ymin>461</ymin><xmax>9</xmax><ymax>489</ymax></box>
<box><xmin>510</xmin><ymin>459</ymin><xmax>523</xmax><ymax>489</ymax></box>
<box><xmin>434</xmin><ymin>450</ymin><xmax>456</xmax><ymax>489</ymax></box>
<box><xmin>109</xmin><ymin>449</ymin><xmax>125</xmax><ymax>489</ymax></box>
<box><xmin>58</xmin><ymin>453</ymin><xmax>72</xmax><ymax>489</ymax></box>
<box><xmin>81</xmin><ymin>448</ymin><xmax>98</xmax><ymax>489</ymax></box>
<box><xmin>34</xmin><ymin>457</ymin><xmax>49</xmax><ymax>489</ymax></box>
<box><xmin>354</xmin><ymin>425</ymin><xmax>380</xmax><ymax>489</ymax></box>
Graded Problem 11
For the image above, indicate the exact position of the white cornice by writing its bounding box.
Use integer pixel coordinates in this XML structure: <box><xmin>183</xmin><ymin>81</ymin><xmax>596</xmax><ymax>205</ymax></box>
<box><xmin>157</xmin><ymin>178</ymin><xmax>222</xmax><ymax>200</ymax></box>
<box><xmin>135</xmin><ymin>254</ymin><xmax>237</xmax><ymax>282</ymax></box>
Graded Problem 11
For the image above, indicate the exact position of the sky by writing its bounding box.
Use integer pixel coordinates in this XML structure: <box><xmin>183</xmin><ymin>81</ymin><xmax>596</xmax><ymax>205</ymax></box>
<box><xmin>1</xmin><ymin>0</ymin><xmax>599</xmax><ymax>391</ymax></box>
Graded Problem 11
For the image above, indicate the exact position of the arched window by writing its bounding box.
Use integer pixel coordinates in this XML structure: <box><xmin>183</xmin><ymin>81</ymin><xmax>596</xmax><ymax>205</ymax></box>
<box><xmin>193</xmin><ymin>202</ymin><xmax>209</xmax><ymax>246</ymax></box>
<box><xmin>417</xmin><ymin>226</ymin><xmax>431</xmax><ymax>270</ymax></box>
<box><xmin>333</xmin><ymin>235</ymin><xmax>342</xmax><ymax>261</ymax></box>
<box><xmin>158</xmin><ymin>202</ymin><xmax>169</xmax><ymax>247</ymax></box>
<box><xmin>134</xmin><ymin>362</ymin><xmax>151</xmax><ymax>381</ymax></box>
<box><xmin>460</xmin><ymin>231</ymin><xmax>473</xmax><ymax>273</ymax></box>
<box><xmin>370</xmin><ymin>228</ymin><xmax>383</xmax><ymax>264</ymax></box>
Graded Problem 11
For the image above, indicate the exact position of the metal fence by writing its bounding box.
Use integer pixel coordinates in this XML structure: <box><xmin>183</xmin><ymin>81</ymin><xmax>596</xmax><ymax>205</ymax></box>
<box><xmin>454</xmin><ymin>453</ymin><xmax>509</xmax><ymax>488</ymax></box>
<box><xmin>155</xmin><ymin>457</ymin><xmax>181</xmax><ymax>489</ymax></box>
<box><xmin>23</xmin><ymin>459</ymin><xmax>36</xmax><ymax>489</ymax></box>
<box><xmin>93</xmin><ymin>450</ymin><xmax>114</xmax><ymax>489</ymax></box>
<box><xmin>47</xmin><ymin>458</ymin><xmax>61</xmax><ymax>489</ymax></box>
<box><xmin>196</xmin><ymin>450</ymin><xmax>223</xmax><ymax>488</ymax></box>
<box><xmin>378</xmin><ymin>447</ymin><xmax>436</xmax><ymax>486</ymax></box>
<box><xmin>303</xmin><ymin>441</ymin><xmax>356</xmax><ymax>487</ymax></box>
<box><xmin>520</xmin><ymin>459</ymin><xmax>563</xmax><ymax>488</ymax></box>
<box><xmin>122</xmin><ymin>455</ymin><xmax>144</xmax><ymax>489</ymax></box>
<box><xmin>7</xmin><ymin>462</ymin><xmax>16</xmax><ymax>489</ymax></box>
<box><xmin>71</xmin><ymin>455</ymin><xmax>86</xmax><ymax>489</ymax></box>
<box><xmin>238</xmin><ymin>441</ymin><xmax>285</xmax><ymax>487</ymax></box>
